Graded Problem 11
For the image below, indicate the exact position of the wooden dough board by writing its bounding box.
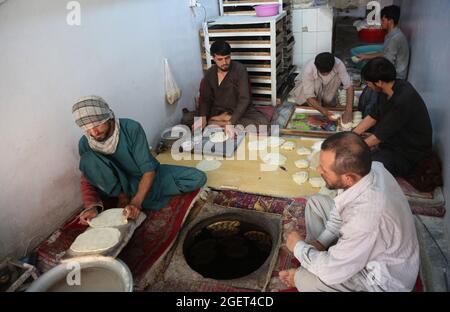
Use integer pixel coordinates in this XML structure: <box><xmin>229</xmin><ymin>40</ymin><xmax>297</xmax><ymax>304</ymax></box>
<box><xmin>156</xmin><ymin>135</ymin><xmax>323</xmax><ymax>198</ymax></box>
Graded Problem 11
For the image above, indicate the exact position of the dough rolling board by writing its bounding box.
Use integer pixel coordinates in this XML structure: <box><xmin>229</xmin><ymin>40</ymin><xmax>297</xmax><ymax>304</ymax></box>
<box><xmin>189</xmin><ymin>130</ymin><xmax>246</xmax><ymax>158</ymax></box>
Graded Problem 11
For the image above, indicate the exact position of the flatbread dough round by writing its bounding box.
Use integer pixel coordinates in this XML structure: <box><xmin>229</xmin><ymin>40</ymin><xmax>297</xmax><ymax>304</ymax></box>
<box><xmin>88</xmin><ymin>208</ymin><xmax>128</xmax><ymax>228</ymax></box>
<box><xmin>196</xmin><ymin>159</ymin><xmax>222</xmax><ymax>172</ymax></box>
<box><xmin>309</xmin><ymin>177</ymin><xmax>326</xmax><ymax>188</ymax></box>
<box><xmin>209</xmin><ymin>132</ymin><xmax>229</xmax><ymax>143</ymax></box>
<box><xmin>262</xmin><ymin>153</ymin><xmax>287</xmax><ymax>166</ymax></box>
<box><xmin>293</xmin><ymin>171</ymin><xmax>309</xmax><ymax>185</ymax></box>
<box><xmin>281</xmin><ymin>141</ymin><xmax>296</xmax><ymax>151</ymax></box>
<box><xmin>267</xmin><ymin>137</ymin><xmax>285</xmax><ymax>148</ymax></box>
<box><xmin>248</xmin><ymin>140</ymin><xmax>267</xmax><ymax>151</ymax></box>
<box><xmin>295</xmin><ymin>159</ymin><xmax>309</xmax><ymax>169</ymax></box>
<box><xmin>311</xmin><ymin>141</ymin><xmax>324</xmax><ymax>152</ymax></box>
<box><xmin>308</xmin><ymin>151</ymin><xmax>320</xmax><ymax>169</ymax></box>
<box><xmin>70</xmin><ymin>228</ymin><xmax>121</xmax><ymax>253</ymax></box>
<box><xmin>297</xmin><ymin>147</ymin><xmax>312</xmax><ymax>156</ymax></box>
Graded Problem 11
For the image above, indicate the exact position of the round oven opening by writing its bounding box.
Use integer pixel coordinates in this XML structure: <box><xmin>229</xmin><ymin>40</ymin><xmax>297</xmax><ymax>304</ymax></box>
<box><xmin>183</xmin><ymin>215</ymin><xmax>273</xmax><ymax>280</ymax></box>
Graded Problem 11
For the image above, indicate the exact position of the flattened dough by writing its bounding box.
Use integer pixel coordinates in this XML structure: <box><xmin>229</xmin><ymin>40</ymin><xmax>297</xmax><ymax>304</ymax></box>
<box><xmin>262</xmin><ymin>153</ymin><xmax>287</xmax><ymax>166</ymax></box>
<box><xmin>248</xmin><ymin>140</ymin><xmax>267</xmax><ymax>151</ymax></box>
<box><xmin>196</xmin><ymin>160</ymin><xmax>222</xmax><ymax>172</ymax></box>
<box><xmin>308</xmin><ymin>151</ymin><xmax>320</xmax><ymax>169</ymax></box>
<box><xmin>267</xmin><ymin>137</ymin><xmax>285</xmax><ymax>148</ymax></box>
<box><xmin>88</xmin><ymin>208</ymin><xmax>128</xmax><ymax>228</ymax></box>
<box><xmin>70</xmin><ymin>228</ymin><xmax>121</xmax><ymax>253</ymax></box>
<box><xmin>309</xmin><ymin>177</ymin><xmax>326</xmax><ymax>188</ymax></box>
<box><xmin>295</xmin><ymin>159</ymin><xmax>309</xmax><ymax>169</ymax></box>
<box><xmin>281</xmin><ymin>141</ymin><xmax>296</xmax><ymax>151</ymax></box>
<box><xmin>297</xmin><ymin>147</ymin><xmax>312</xmax><ymax>156</ymax></box>
<box><xmin>293</xmin><ymin>171</ymin><xmax>309</xmax><ymax>185</ymax></box>
<box><xmin>209</xmin><ymin>132</ymin><xmax>229</xmax><ymax>143</ymax></box>
<box><xmin>311</xmin><ymin>141</ymin><xmax>324</xmax><ymax>152</ymax></box>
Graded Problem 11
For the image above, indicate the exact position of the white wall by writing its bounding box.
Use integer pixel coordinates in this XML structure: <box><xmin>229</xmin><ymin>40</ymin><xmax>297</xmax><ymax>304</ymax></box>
<box><xmin>395</xmin><ymin>0</ymin><xmax>450</xmax><ymax>241</ymax></box>
<box><xmin>0</xmin><ymin>0</ymin><xmax>219</xmax><ymax>259</ymax></box>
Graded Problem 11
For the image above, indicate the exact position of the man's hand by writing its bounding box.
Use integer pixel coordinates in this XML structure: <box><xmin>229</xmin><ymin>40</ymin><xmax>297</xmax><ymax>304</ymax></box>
<box><xmin>341</xmin><ymin>110</ymin><xmax>353</xmax><ymax>124</ymax></box>
<box><xmin>286</xmin><ymin>231</ymin><xmax>302</xmax><ymax>252</ymax></box>
<box><xmin>117</xmin><ymin>192</ymin><xmax>130</xmax><ymax>208</ymax></box>
<box><xmin>192</xmin><ymin>116</ymin><xmax>206</xmax><ymax>131</ymax></box>
<box><xmin>224</xmin><ymin>125</ymin><xmax>236</xmax><ymax>139</ymax></box>
<box><xmin>79</xmin><ymin>207</ymin><xmax>98</xmax><ymax>225</ymax></box>
<box><xmin>123</xmin><ymin>204</ymin><xmax>141</xmax><ymax>220</ymax></box>
<box><xmin>210</xmin><ymin>112</ymin><xmax>232</xmax><ymax>122</ymax></box>
<box><xmin>307</xmin><ymin>240</ymin><xmax>327</xmax><ymax>252</ymax></box>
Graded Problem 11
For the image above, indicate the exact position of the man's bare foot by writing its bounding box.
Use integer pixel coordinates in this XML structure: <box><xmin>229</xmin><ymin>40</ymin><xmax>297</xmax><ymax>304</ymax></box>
<box><xmin>279</xmin><ymin>269</ymin><xmax>297</xmax><ymax>288</ymax></box>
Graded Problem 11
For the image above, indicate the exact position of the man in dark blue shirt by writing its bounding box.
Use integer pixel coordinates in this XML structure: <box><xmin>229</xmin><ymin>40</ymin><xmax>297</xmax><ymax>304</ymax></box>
<box><xmin>353</xmin><ymin>58</ymin><xmax>433</xmax><ymax>177</ymax></box>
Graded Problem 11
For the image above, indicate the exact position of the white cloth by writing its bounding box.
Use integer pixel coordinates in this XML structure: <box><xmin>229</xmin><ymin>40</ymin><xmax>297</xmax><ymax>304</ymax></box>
<box><xmin>290</xmin><ymin>57</ymin><xmax>352</xmax><ymax>105</ymax></box>
<box><xmin>294</xmin><ymin>162</ymin><xmax>420</xmax><ymax>292</ymax></box>
<box><xmin>86</xmin><ymin>119</ymin><xmax>120</xmax><ymax>155</ymax></box>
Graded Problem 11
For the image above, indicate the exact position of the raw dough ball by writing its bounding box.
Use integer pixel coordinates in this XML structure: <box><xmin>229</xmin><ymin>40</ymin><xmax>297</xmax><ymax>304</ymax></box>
<box><xmin>281</xmin><ymin>141</ymin><xmax>296</xmax><ymax>151</ymax></box>
<box><xmin>295</xmin><ymin>159</ymin><xmax>309</xmax><ymax>169</ymax></box>
<box><xmin>311</xmin><ymin>140</ymin><xmax>324</xmax><ymax>152</ymax></box>
<box><xmin>292</xmin><ymin>171</ymin><xmax>309</xmax><ymax>185</ymax></box>
<box><xmin>297</xmin><ymin>147</ymin><xmax>312</xmax><ymax>156</ymax></box>
<box><xmin>70</xmin><ymin>228</ymin><xmax>121</xmax><ymax>253</ymax></box>
<box><xmin>196</xmin><ymin>159</ymin><xmax>222</xmax><ymax>172</ymax></box>
<box><xmin>352</xmin><ymin>56</ymin><xmax>361</xmax><ymax>63</ymax></box>
<box><xmin>341</xmin><ymin>121</ymin><xmax>353</xmax><ymax>131</ymax></box>
<box><xmin>88</xmin><ymin>208</ymin><xmax>128</xmax><ymax>228</ymax></box>
<box><xmin>262</xmin><ymin>153</ymin><xmax>287</xmax><ymax>166</ymax></box>
<box><xmin>309</xmin><ymin>151</ymin><xmax>320</xmax><ymax>169</ymax></box>
<box><xmin>209</xmin><ymin>132</ymin><xmax>229</xmax><ymax>143</ymax></box>
<box><xmin>309</xmin><ymin>177</ymin><xmax>326</xmax><ymax>188</ymax></box>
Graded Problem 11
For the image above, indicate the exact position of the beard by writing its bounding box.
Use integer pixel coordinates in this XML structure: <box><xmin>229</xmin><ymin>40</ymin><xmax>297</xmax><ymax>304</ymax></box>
<box><xmin>218</xmin><ymin>65</ymin><xmax>229</xmax><ymax>72</ymax></box>
<box><xmin>322</xmin><ymin>175</ymin><xmax>347</xmax><ymax>190</ymax></box>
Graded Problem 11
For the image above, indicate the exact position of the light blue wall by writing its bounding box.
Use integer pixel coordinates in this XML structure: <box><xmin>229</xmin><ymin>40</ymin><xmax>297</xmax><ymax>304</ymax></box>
<box><xmin>0</xmin><ymin>0</ymin><xmax>219</xmax><ymax>259</ymax></box>
<box><xmin>396</xmin><ymin>0</ymin><xmax>450</xmax><ymax>239</ymax></box>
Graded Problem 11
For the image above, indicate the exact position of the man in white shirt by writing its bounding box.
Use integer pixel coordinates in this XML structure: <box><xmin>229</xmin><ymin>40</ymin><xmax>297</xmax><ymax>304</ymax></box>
<box><xmin>290</xmin><ymin>52</ymin><xmax>354</xmax><ymax>124</ymax></box>
<box><xmin>279</xmin><ymin>132</ymin><xmax>419</xmax><ymax>292</ymax></box>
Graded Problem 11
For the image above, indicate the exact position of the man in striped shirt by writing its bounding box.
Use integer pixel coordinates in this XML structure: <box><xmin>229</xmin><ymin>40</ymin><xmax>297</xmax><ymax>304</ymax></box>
<box><xmin>279</xmin><ymin>132</ymin><xmax>419</xmax><ymax>291</ymax></box>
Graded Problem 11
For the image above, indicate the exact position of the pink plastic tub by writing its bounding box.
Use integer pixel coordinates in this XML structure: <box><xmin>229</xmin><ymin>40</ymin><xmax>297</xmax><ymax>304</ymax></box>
<box><xmin>255</xmin><ymin>4</ymin><xmax>280</xmax><ymax>17</ymax></box>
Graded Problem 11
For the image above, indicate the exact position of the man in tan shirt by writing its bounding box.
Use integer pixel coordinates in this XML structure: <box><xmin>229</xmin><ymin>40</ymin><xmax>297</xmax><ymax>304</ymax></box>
<box><xmin>290</xmin><ymin>52</ymin><xmax>354</xmax><ymax>124</ymax></box>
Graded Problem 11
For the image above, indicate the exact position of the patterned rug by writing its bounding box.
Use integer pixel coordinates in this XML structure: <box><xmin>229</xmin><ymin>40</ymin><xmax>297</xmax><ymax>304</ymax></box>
<box><xmin>119</xmin><ymin>190</ymin><xmax>201</xmax><ymax>290</ymax></box>
<box><xmin>153</xmin><ymin>190</ymin><xmax>423</xmax><ymax>292</ymax></box>
<box><xmin>397</xmin><ymin>178</ymin><xmax>446</xmax><ymax>218</ymax></box>
<box><xmin>149</xmin><ymin>191</ymin><xmax>307</xmax><ymax>292</ymax></box>
<box><xmin>35</xmin><ymin>190</ymin><xmax>201</xmax><ymax>290</ymax></box>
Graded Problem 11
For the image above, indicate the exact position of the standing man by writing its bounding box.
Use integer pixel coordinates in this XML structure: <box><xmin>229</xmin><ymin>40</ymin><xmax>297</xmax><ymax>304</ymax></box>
<box><xmin>279</xmin><ymin>132</ymin><xmax>419</xmax><ymax>292</ymax></box>
<box><xmin>72</xmin><ymin>96</ymin><xmax>206</xmax><ymax>224</ymax></box>
<box><xmin>290</xmin><ymin>52</ymin><xmax>354</xmax><ymax>124</ymax></box>
<box><xmin>196</xmin><ymin>40</ymin><xmax>268</xmax><ymax>133</ymax></box>
<box><xmin>357</xmin><ymin>5</ymin><xmax>410</xmax><ymax>118</ymax></box>
<box><xmin>354</xmin><ymin>57</ymin><xmax>433</xmax><ymax>178</ymax></box>
<box><xmin>358</xmin><ymin>5</ymin><xmax>410</xmax><ymax>80</ymax></box>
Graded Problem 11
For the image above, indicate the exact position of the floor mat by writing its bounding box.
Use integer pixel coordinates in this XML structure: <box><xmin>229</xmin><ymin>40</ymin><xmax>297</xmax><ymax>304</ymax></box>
<box><xmin>118</xmin><ymin>190</ymin><xmax>201</xmax><ymax>290</ymax></box>
<box><xmin>35</xmin><ymin>190</ymin><xmax>201</xmax><ymax>290</ymax></box>
<box><xmin>397</xmin><ymin>178</ymin><xmax>446</xmax><ymax>218</ymax></box>
<box><xmin>149</xmin><ymin>191</ymin><xmax>307</xmax><ymax>292</ymax></box>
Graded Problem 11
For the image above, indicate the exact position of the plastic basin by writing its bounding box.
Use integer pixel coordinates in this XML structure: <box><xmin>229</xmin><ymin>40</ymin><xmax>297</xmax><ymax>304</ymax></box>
<box><xmin>358</xmin><ymin>28</ymin><xmax>386</xmax><ymax>43</ymax></box>
<box><xmin>255</xmin><ymin>4</ymin><xmax>280</xmax><ymax>17</ymax></box>
<box><xmin>350</xmin><ymin>44</ymin><xmax>384</xmax><ymax>69</ymax></box>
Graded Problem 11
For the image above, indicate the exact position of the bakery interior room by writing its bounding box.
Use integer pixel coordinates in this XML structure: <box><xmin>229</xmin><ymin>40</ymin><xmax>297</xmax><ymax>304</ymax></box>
<box><xmin>1</xmin><ymin>0</ymin><xmax>450</xmax><ymax>293</ymax></box>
